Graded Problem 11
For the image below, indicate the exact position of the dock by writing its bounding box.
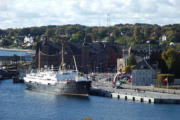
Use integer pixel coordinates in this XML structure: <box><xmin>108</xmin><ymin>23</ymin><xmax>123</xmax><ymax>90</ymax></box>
<box><xmin>89</xmin><ymin>73</ymin><xmax>180</xmax><ymax>104</ymax></box>
<box><xmin>90</xmin><ymin>86</ymin><xmax>180</xmax><ymax>104</ymax></box>
<box><xmin>110</xmin><ymin>89</ymin><xmax>180</xmax><ymax>104</ymax></box>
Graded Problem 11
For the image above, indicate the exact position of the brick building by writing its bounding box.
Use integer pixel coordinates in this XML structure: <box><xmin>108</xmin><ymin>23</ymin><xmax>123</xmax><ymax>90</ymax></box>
<box><xmin>34</xmin><ymin>40</ymin><xmax>122</xmax><ymax>73</ymax></box>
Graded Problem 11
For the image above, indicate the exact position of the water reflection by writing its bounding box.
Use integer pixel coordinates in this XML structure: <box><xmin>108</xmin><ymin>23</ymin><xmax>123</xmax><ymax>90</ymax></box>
<box><xmin>57</xmin><ymin>94</ymin><xmax>90</xmax><ymax>100</ymax></box>
<box><xmin>24</xmin><ymin>89</ymin><xmax>90</xmax><ymax>102</ymax></box>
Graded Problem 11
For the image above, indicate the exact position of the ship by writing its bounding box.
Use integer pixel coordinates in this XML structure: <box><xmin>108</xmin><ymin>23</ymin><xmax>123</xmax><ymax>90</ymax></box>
<box><xmin>24</xmin><ymin>44</ymin><xmax>91</xmax><ymax>96</ymax></box>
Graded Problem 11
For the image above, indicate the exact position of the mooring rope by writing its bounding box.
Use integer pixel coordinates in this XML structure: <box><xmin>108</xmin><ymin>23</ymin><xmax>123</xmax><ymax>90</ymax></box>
<box><xmin>39</xmin><ymin>51</ymin><xmax>60</xmax><ymax>56</ymax></box>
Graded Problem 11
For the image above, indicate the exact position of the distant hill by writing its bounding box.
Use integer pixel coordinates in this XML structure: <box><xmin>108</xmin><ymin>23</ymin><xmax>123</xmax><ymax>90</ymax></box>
<box><xmin>0</xmin><ymin>23</ymin><xmax>180</xmax><ymax>49</ymax></box>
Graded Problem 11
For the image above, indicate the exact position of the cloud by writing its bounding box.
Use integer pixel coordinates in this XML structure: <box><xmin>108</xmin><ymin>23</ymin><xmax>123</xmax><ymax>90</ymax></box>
<box><xmin>0</xmin><ymin>0</ymin><xmax>180</xmax><ymax>29</ymax></box>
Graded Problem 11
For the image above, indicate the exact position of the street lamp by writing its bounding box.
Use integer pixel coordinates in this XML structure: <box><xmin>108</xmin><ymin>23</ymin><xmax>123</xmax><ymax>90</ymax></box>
<box><xmin>146</xmin><ymin>40</ymin><xmax>150</xmax><ymax>57</ymax></box>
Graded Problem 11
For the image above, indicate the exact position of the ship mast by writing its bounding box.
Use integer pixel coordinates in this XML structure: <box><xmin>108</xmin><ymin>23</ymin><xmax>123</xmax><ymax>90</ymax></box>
<box><xmin>60</xmin><ymin>43</ymin><xmax>65</xmax><ymax>71</ymax></box>
<box><xmin>73</xmin><ymin>56</ymin><xmax>78</xmax><ymax>71</ymax></box>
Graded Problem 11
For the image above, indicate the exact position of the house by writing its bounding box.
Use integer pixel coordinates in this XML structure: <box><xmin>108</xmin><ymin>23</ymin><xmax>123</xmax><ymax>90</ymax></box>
<box><xmin>24</xmin><ymin>36</ymin><xmax>34</xmax><ymax>47</ymax></box>
<box><xmin>160</xmin><ymin>35</ymin><xmax>167</xmax><ymax>42</ymax></box>
<box><xmin>132</xmin><ymin>59</ymin><xmax>156</xmax><ymax>86</ymax></box>
<box><xmin>24</xmin><ymin>36</ymin><xmax>33</xmax><ymax>44</ymax></box>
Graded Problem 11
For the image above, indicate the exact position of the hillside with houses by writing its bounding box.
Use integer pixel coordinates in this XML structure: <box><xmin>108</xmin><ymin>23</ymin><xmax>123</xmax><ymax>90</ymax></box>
<box><xmin>1</xmin><ymin>23</ymin><xmax>180</xmax><ymax>80</ymax></box>
<box><xmin>0</xmin><ymin>23</ymin><xmax>180</xmax><ymax>50</ymax></box>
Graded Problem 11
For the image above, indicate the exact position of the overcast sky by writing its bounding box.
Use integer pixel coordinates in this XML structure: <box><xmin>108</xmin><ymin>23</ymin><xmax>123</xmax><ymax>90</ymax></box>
<box><xmin>0</xmin><ymin>0</ymin><xmax>180</xmax><ymax>29</ymax></box>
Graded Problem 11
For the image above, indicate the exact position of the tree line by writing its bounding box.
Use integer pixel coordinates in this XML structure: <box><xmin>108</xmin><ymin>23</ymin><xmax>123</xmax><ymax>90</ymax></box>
<box><xmin>0</xmin><ymin>23</ymin><xmax>180</xmax><ymax>48</ymax></box>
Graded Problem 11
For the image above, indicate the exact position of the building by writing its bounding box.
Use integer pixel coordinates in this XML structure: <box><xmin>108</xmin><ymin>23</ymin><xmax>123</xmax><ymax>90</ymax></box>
<box><xmin>161</xmin><ymin>35</ymin><xmax>167</xmax><ymax>42</ymax></box>
<box><xmin>117</xmin><ymin>57</ymin><xmax>128</xmax><ymax>73</ymax></box>
<box><xmin>34</xmin><ymin>40</ymin><xmax>122</xmax><ymax>73</ymax></box>
<box><xmin>24</xmin><ymin>36</ymin><xmax>34</xmax><ymax>47</ymax></box>
<box><xmin>117</xmin><ymin>47</ymin><xmax>131</xmax><ymax>73</ymax></box>
<box><xmin>132</xmin><ymin>59</ymin><xmax>155</xmax><ymax>86</ymax></box>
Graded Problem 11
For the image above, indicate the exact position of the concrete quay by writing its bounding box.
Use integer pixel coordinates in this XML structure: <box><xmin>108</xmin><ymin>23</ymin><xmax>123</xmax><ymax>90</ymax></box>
<box><xmin>90</xmin><ymin>86</ymin><xmax>180</xmax><ymax>104</ymax></box>
<box><xmin>89</xmin><ymin>73</ymin><xmax>180</xmax><ymax>104</ymax></box>
<box><xmin>110</xmin><ymin>90</ymin><xmax>180</xmax><ymax>104</ymax></box>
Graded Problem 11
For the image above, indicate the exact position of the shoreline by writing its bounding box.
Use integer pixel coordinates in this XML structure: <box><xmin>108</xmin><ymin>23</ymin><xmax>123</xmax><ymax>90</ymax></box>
<box><xmin>90</xmin><ymin>84</ymin><xmax>180</xmax><ymax>104</ymax></box>
<box><xmin>0</xmin><ymin>47</ymin><xmax>35</xmax><ymax>54</ymax></box>
<box><xmin>89</xmin><ymin>73</ymin><xmax>180</xmax><ymax>104</ymax></box>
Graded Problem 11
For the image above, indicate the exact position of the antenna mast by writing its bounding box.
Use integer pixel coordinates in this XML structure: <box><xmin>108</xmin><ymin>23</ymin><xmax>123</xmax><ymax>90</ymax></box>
<box><xmin>107</xmin><ymin>13</ymin><xmax>110</xmax><ymax>27</ymax></box>
<box><xmin>107</xmin><ymin>13</ymin><xmax>110</xmax><ymax>41</ymax></box>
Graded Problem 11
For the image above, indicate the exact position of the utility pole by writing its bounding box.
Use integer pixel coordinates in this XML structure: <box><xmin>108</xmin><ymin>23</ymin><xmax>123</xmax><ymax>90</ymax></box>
<box><xmin>38</xmin><ymin>48</ymin><xmax>40</xmax><ymax>71</ymax></box>
<box><xmin>167</xmin><ymin>77</ymin><xmax>169</xmax><ymax>93</ymax></box>
<box><xmin>149</xmin><ymin>43</ymin><xmax>151</xmax><ymax>56</ymax></box>
<box><xmin>146</xmin><ymin>41</ymin><xmax>150</xmax><ymax>58</ymax></box>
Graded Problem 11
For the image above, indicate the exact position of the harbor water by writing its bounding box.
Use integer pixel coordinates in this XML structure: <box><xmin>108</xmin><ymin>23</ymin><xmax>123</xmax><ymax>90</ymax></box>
<box><xmin>0</xmin><ymin>80</ymin><xmax>180</xmax><ymax>120</ymax></box>
<box><xmin>0</xmin><ymin>49</ymin><xmax>33</xmax><ymax>61</ymax></box>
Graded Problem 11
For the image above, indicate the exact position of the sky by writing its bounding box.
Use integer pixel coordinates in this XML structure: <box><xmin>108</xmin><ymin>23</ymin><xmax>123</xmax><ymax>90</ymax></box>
<box><xmin>0</xmin><ymin>0</ymin><xmax>180</xmax><ymax>29</ymax></box>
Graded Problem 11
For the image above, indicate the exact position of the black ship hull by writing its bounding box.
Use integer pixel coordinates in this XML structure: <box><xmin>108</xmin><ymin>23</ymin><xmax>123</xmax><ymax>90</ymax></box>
<box><xmin>25</xmin><ymin>81</ymin><xmax>91</xmax><ymax>96</ymax></box>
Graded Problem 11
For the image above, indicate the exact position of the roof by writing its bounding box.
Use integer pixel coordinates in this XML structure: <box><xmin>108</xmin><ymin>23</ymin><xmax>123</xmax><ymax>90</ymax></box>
<box><xmin>134</xmin><ymin>59</ymin><xmax>154</xmax><ymax>71</ymax></box>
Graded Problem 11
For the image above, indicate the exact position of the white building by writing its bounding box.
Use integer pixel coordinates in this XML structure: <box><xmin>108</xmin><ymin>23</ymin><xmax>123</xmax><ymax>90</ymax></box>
<box><xmin>24</xmin><ymin>36</ymin><xmax>34</xmax><ymax>47</ymax></box>
<box><xmin>161</xmin><ymin>35</ymin><xmax>167</xmax><ymax>42</ymax></box>
<box><xmin>24</xmin><ymin>36</ymin><xmax>33</xmax><ymax>43</ymax></box>
<box><xmin>117</xmin><ymin>56</ymin><xmax>128</xmax><ymax>73</ymax></box>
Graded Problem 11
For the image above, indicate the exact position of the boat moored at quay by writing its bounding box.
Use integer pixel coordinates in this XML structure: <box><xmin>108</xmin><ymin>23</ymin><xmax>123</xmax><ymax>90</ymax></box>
<box><xmin>24</xmin><ymin>44</ymin><xmax>91</xmax><ymax>96</ymax></box>
<box><xmin>24</xmin><ymin>69</ymin><xmax>91</xmax><ymax>96</ymax></box>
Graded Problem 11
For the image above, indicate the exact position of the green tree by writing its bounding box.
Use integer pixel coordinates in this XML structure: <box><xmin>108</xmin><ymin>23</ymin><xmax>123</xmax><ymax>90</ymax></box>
<box><xmin>18</xmin><ymin>28</ymin><xmax>30</xmax><ymax>36</ymax></box>
<box><xmin>162</xmin><ymin>48</ymin><xmax>177</xmax><ymax>73</ymax></box>
<box><xmin>128</xmin><ymin>53</ymin><xmax>137</xmax><ymax>66</ymax></box>
<box><xmin>161</xmin><ymin>49</ymin><xmax>180</xmax><ymax>77</ymax></box>
<box><xmin>71</xmin><ymin>31</ymin><xmax>84</xmax><ymax>43</ymax></box>
<box><xmin>113</xmin><ymin>28</ymin><xmax>121</xmax><ymax>40</ymax></box>
<box><xmin>98</xmin><ymin>28</ymin><xmax>107</xmax><ymax>39</ymax></box>
<box><xmin>167</xmin><ymin>31</ymin><xmax>180</xmax><ymax>43</ymax></box>
<box><xmin>92</xmin><ymin>28</ymin><xmax>98</xmax><ymax>41</ymax></box>
<box><xmin>143</xmin><ymin>26</ymin><xmax>151</xmax><ymax>39</ymax></box>
<box><xmin>153</xmin><ymin>25</ymin><xmax>161</xmax><ymax>37</ymax></box>
<box><xmin>134</xmin><ymin>26</ymin><xmax>142</xmax><ymax>43</ymax></box>
<box><xmin>125</xmin><ymin>66</ymin><xmax>131</xmax><ymax>73</ymax></box>
<box><xmin>30</xmin><ymin>27</ymin><xmax>45</xmax><ymax>36</ymax></box>
<box><xmin>1</xmin><ymin>38</ymin><xmax>13</xmax><ymax>47</ymax></box>
<box><xmin>86</xmin><ymin>33</ymin><xmax>92</xmax><ymax>43</ymax></box>
<box><xmin>45</xmin><ymin>29</ymin><xmax>55</xmax><ymax>38</ymax></box>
